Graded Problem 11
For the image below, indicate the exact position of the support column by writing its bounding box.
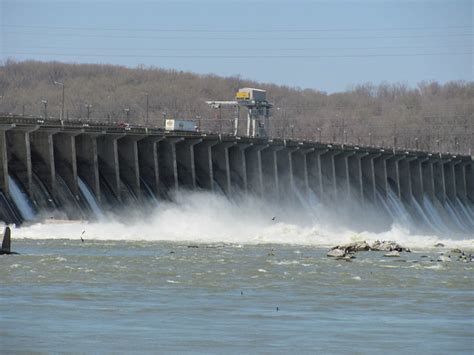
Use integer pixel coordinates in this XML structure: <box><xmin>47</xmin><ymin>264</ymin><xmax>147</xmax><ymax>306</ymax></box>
<box><xmin>176</xmin><ymin>138</ymin><xmax>202</xmax><ymax>189</ymax></box>
<box><xmin>229</xmin><ymin>143</ymin><xmax>251</xmax><ymax>192</ymax></box>
<box><xmin>386</xmin><ymin>155</ymin><xmax>405</xmax><ymax>198</ymax></box>
<box><xmin>320</xmin><ymin>150</ymin><xmax>339</xmax><ymax>201</ymax></box>
<box><xmin>466</xmin><ymin>161</ymin><xmax>474</xmax><ymax>201</ymax></box>
<box><xmin>158</xmin><ymin>137</ymin><xmax>184</xmax><ymax>191</ymax></box>
<box><xmin>292</xmin><ymin>148</ymin><xmax>314</xmax><ymax>194</ymax></box>
<box><xmin>118</xmin><ymin>135</ymin><xmax>144</xmax><ymax>200</ymax></box>
<box><xmin>422</xmin><ymin>158</ymin><xmax>436</xmax><ymax>201</ymax></box>
<box><xmin>53</xmin><ymin>131</ymin><xmax>82</xmax><ymax>199</ymax></box>
<box><xmin>334</xmin><ymin>152</ymin><xmax>354</xmax><ymax>200</ymax></box>
<box><xmin>194</xmin><ymin>140</ymin><xmax>218</xmax><ymax>191</ymax></box>
<box><xmin>410</xmin><ymin>157</ymin><xmax>427</xmax><ymax>204</ymax></box>
<box><xmin>361</xmin><ymin>153</ymin><xmax>379</xmax><ymax>203</ymax></box>
<box><xmin>398</xmin><ymin>156</ymin><xmax>417</xmax><ymax>202</ymax></box>
<box><xmin>138</xmin><ymin>136</ymin><xmax>163</xmax><ymax>197</ymax></box>
<box><xmin>454</xmin><ymin>162</ymin><xmax>467</xmax><ymax>201</ymax></box>
<box><xmin>245</xmin><ymin>144</ymin><xmax>268</xmax><ymax>195</ymax></box>
<box><xmin>212</xmin><ymin>141</ymin><xmax>236</xmax><ymax>194</ymax></box>
<box><xmin>432</xmin><ymin>158</ymin><xmax>447</xmax><ymax>203</ymax></box>
<box><xmin>348</xmin><ymin>152</ymin><xmax>368</xmax><ymax>203</ymax></box>
<box><xmin>76</xmin><ymin>133</ymin><xmax>102</xmax><ymax>202</ymax></box>
<box><xmin>277</xmin><ymin>147</ymin><xmax>298</xmax><ymax>195</ymax></box>
<box><xmin>307</xmin><ymin>149</ymin><xmax>326</xmax><ymax>199</ymax></box>
<box><xmin>444</xmin><ymin>160</ymin><xmax>456</xmax><ymax>202</ymax></box>
<box><xmin>261</xmin><ymin>145</ymin><xmax>284</xmax><ymax>199</ymax></box>
<box><xmin>374</xmin><ymin>154</ymin><xmax>391</xmax><ymax>198</ymax></box>
<box><xmin>7</xmin><ymin>127</ymin><xmax>39</xmax><ymax>199</ymax></box>
<box><xmin>0</xmin><ymin>125</ymin><xmax>14</xmax><ymax>197</ymax></box>
<box><xmin>30</xmin><ymin>128</ymin><xmax>60</xmax><ymax>198</ymax></box>
<box><xmin>97</xmin><ymin>134</ymin><xmax>125</xmax><ymax>202</ymax></box>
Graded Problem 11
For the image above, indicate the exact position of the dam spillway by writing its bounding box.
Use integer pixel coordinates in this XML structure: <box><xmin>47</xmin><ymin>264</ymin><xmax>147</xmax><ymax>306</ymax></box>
<box><xmin>0</xmin><ymin>116</ymin><xmax>472</xmax><ymax>234</ymax></box>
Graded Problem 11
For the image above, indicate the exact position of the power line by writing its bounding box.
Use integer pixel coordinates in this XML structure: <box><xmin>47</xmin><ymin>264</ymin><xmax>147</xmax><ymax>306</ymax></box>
<box><xmin>9</xmin><ymin>44</ymin><xmax>472</xmax><ymax>52</ymax></box>
<box><xmin>4</xmin><ymin>31</ymin><xmax>472</xmax><ymax>41</ymax></box>
<box><xmin>5</xmin><ymin>51</ymin><xmax>472</xmax><ymax>58</ymax></box>
<box><xmin>1</xmin><ymin>24</ymin><xmax>471</xmax><ymax>33</ymax></box>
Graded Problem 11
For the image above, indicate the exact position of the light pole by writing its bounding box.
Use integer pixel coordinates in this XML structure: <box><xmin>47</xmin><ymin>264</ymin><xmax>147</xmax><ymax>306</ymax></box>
<box><xmin>145</xmin><ymin>93</ymin><xmax>149</xmax><ymax>126</ymax></box>
<box><xmin>41</xmin><ymin>99</ymin><xmax>48</xmax><ymax>119</ymax></box>
<box><xmin>317</xmin><ymin>127</ymin><xmax>322</xmax><ymax>142</ymax></box>
<box><xmin>22</xmin><ymin>103</ymin><xmax>28</xmax><ymax>117</ymax></box>
<box><xmin>85</xmin><ymin>104</ymin><xmax>92</xmax><ymax>119</ymax></box>
<box><xmin>54</xmin><ymin>81</ymin><xmax>65</xmax><ymax>120</ymax></box>
<box><xmin>124</xmin><ymin>108</ymin><xmax>130</xmax><ymax>121</ymax></box>
<box><xmin>162</xmin><ymin>112</ymin><xmax>167</xmax><ymax>127</ymax></box>
<box><xmin>196</xmin><ymin>115</ymin><xmax>201</xmax><ymax>131</ymax></box>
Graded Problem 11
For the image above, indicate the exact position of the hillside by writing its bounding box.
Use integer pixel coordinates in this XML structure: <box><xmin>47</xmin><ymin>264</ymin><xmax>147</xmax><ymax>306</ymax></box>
<box><xmin>0</xmin><ymin>59</ymin><xmax>472</xmax><ymax>154</ymax></box>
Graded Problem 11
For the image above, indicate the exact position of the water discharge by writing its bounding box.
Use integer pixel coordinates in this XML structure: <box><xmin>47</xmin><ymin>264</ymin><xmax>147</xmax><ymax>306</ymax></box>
<box><xmin>11</xmin><ymin>189</ymin><xmax>474</xmax><ymax>250</ymax></box>
<box><xmin>8</xmin><ymin>175</ymin><xmax>36</xmax><ymax>221</ymax></box>
<box><xmin>78</xmin><ymin>177</ymin><xmax>103</xmax><ymax>218</ymax></box>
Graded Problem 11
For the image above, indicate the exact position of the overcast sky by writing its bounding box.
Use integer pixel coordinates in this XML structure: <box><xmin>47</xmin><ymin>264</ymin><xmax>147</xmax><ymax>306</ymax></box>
<box><xmin>1</xmin><ymin>0</ymin><xmax>472</xmax><ymax>92</ymax></box>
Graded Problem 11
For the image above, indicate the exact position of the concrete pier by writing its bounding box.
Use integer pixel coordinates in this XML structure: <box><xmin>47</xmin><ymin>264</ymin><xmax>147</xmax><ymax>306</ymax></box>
<box><xmin>118</xmin><ymin>135</ymin><xmax>143</xmax><ymax>199</ymax></box>
<box><xmin>158</xmin><ymin>138</ymin><xmax>183</xmax><ymax>191</ymax></box>
<box><xmin>0</xmin><ymin>126</ymin><xmax>13</xmax><ymax>197</ymax></box>
<box><xmin>176</xmin><ymin>138</ymin><xmax>201</xmax><ymax>189</ymax></box>
<box><xmin>54</xmin><ymin>132</ymin><xmax>82</xmax><ymax>199</ymax></box>
<box><xmin>76</xmin><ymin>133</ymin><xmax>101</xmax><ymax>203</ymax></box>
<box><xmin>245</xmin><ymin>144</ymin><xmax>267</xmax><ymax>195</ymax></box>
<box><xmin>307</xmin><ymin>149</ymin><xmax>325</xmax><ymax>199</ymax></box>
<box><xmin>361</xmin><ymin>154</ymin><xmax>379</xmax><ymax>203</ymax></box>
<box><xmin>212</xmin><ymin>141</ymin><xmax>235</xmax><ymax>194</ymax></box>
<box><xmin>97</xmin><ymin>134</ymin><xmax>125</xmax><ymax>201</ymax></box>
<box><xmin>7</xmin><ymin>127</ymin><xmax>38</xmax><ymax>199</ymax></box>
<box><xmin>229</xmin><ymin>143</ymin><xmax>251</xmax><ymax>192</ymax></box>
<box><xmin>194</xmin><ymin>140</ymin><xmax>217</xmax><ymax>191</ymax></box>
<box><xmin>261</xmin><ymin>145</ymin><xmax>284</xmax><ymax>199</ymax></box>
<box><xmin>137</xmin><ymin>137</ymin><xmax>163</xmax><ymax>196</ymax></box>
<box><xmin>320</xmin><ymin>151</ymin><xmax>338</xmax><ymax>201</ymax></box>
<box><xmin>433</xmin><ymin>159</ymin><xmax>447</xmax><ymax>203</ymax></box>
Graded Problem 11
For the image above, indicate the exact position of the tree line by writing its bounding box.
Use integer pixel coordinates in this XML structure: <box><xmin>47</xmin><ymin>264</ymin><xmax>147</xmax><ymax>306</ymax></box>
<box><xmin>0</xmin><ymin>59</ymin><xmax>472</xmax><ymax>155</ymax></box>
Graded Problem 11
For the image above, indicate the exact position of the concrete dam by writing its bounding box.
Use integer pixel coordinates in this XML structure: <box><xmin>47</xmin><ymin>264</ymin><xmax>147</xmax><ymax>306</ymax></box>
<box><xmin>0</xmin><ymin>116</ymin><xmax>473</xmax><ymax>234</ymax></box>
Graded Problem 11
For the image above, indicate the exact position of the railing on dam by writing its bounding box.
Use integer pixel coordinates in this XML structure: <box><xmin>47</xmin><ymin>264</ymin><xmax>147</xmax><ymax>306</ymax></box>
<box><xmin>0</xmin><ymin>116</ymin><xmax>472</xmax><ymax>227</ymax></box>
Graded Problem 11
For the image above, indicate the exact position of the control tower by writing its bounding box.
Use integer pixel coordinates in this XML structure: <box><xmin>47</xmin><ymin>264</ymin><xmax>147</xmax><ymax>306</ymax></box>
<box><xmin>206</xmin><ymin>87</ymin><xmax>273</xmax><ymax>138</ymax></box>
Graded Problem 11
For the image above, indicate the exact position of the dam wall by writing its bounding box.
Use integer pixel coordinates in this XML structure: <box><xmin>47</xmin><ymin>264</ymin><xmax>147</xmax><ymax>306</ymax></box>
<box><xmin>0</xmin><ymin>117</ymin><xmax>472</xmax><ymax>232</ymax></box>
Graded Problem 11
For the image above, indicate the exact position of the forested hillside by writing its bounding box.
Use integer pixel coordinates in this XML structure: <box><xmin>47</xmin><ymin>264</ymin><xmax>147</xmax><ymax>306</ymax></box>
<box><xmin>0</xmin><ymin>60</ymin><xmax>472</xmax><ymax>154</ymax></box>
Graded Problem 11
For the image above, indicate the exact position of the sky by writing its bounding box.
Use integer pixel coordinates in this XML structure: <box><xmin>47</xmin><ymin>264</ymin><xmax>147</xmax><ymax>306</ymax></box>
<box><xmin>1</xmin><ymin>0</ymin><xmax>472</xmax><ymax>92</ymax></box>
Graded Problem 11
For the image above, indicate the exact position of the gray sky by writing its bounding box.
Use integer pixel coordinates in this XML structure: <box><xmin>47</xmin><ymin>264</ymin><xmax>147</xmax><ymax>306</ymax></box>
<box><xmin>1</xmin><ymin>0</ymin><xmax>472</xmax><ymax>92</ymax></box>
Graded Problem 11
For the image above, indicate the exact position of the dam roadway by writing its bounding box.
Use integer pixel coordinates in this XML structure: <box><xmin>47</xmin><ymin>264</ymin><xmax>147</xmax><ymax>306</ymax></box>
<box><xmin>0</xmin><ymin>116</ymin><xmax>472</xmax><ymax>223</ymax></box>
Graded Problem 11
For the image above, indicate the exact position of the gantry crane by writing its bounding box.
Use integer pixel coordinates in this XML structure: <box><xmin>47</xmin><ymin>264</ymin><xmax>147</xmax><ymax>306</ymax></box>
<box><xmin>206</xmin><ymin>88</ymin><xmax>273</xmax><ymax>137</ymax></box>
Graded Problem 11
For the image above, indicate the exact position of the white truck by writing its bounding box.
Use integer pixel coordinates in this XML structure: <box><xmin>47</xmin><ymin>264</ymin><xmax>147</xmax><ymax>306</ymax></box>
<box><xmin>165</xmin><ymin>119</ymin><xmax>196</xmax><ymax>132</ymax></box>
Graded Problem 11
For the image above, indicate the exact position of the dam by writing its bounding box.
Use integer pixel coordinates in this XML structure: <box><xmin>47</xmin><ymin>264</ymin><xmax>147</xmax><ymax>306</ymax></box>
<box><xmin>0</xmin><ymin>116</ymin><xmax>472</xmax><ymax>234</ymax></box>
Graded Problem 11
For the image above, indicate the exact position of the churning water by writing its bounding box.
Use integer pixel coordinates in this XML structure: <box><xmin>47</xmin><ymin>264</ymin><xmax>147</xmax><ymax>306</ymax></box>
<box><xmin>1</xmin><ymin>190</ymin><xmax>473</xmax><ymax>353</ymax></box>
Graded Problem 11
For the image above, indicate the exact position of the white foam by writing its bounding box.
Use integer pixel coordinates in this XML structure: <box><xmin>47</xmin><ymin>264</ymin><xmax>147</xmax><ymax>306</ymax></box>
<box><xmin>9</xmin><ymin>190</ymin><xmax>474</xmax><ymax>251</ymax></box>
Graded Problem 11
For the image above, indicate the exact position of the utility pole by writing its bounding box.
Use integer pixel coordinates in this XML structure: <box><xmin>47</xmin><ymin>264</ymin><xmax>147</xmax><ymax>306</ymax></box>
<box><xmin>85</xmin><ymin>104</ymin><xmax>92</xmax><ymax>119</ymax></box>
<box><xmin>145</xmin><ymin>93</ymin><xmax>149</xmax><ymax>126</ymax></box>
<box><xmin>54</xmin><ymin>81</ymin><xmax>65</xmax><ymax>120</ymax></box>
<box><xmin>41</xmin><ymin>99</ymin><xmax>48</xmax><ymax>119</ymax></box>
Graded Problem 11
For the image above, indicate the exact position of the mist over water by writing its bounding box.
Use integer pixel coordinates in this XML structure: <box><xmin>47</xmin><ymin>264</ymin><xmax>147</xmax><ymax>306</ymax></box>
<box><xmin>12</xmin><ymin>189</ymin><xmax>474</xmax><ymax>250</ymax></box>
